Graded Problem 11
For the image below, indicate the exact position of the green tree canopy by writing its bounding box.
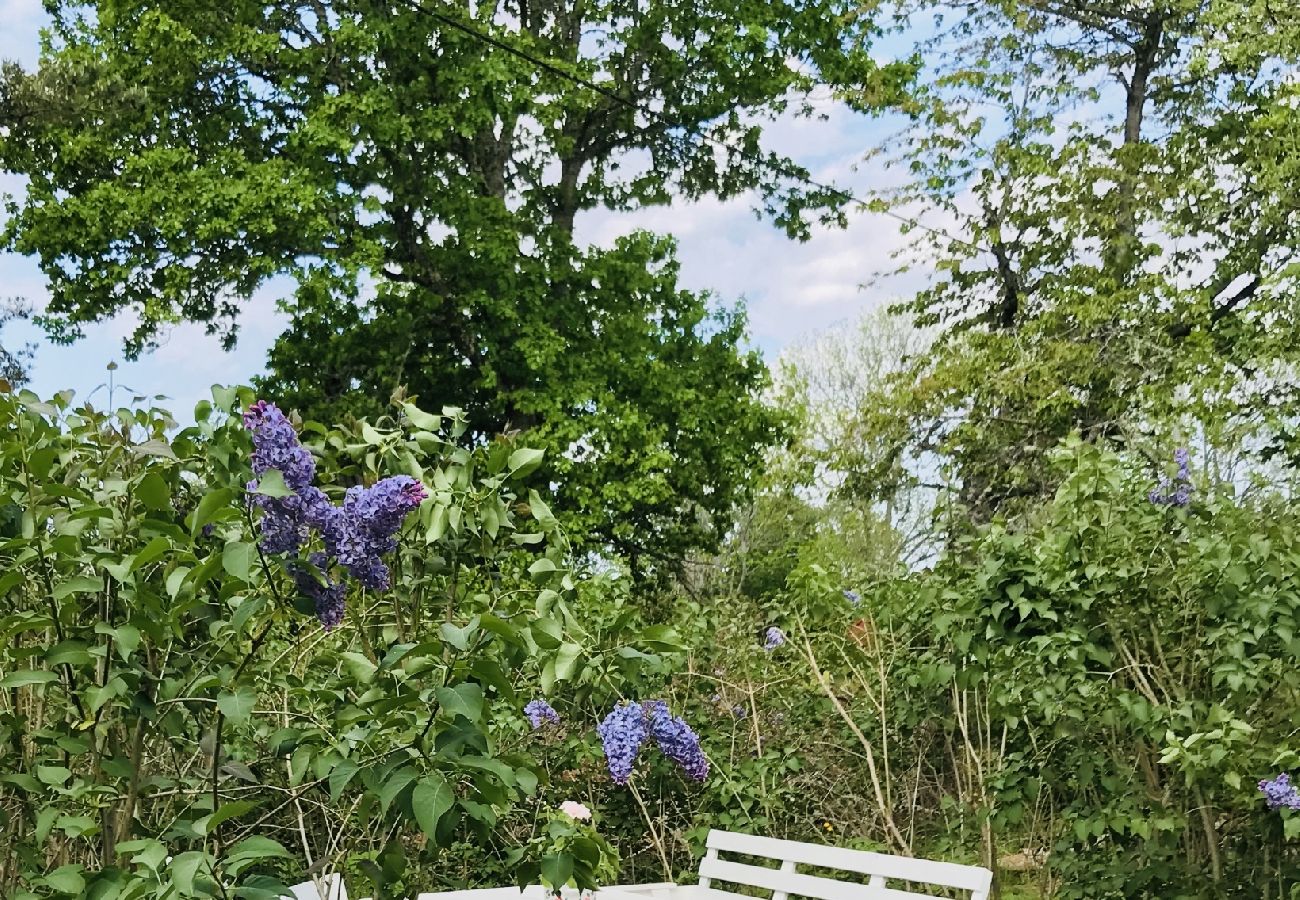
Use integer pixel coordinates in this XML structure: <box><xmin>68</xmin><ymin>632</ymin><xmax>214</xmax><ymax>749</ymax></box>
<box><xmin>857</xmin><ymin>0</ymin><xmax>1300</xmax><ymax>520</ymax></box>
<box><xmin>0</xmin><ymin>0</ymin><xmax>914</xmax><ymax>569</ymax></box>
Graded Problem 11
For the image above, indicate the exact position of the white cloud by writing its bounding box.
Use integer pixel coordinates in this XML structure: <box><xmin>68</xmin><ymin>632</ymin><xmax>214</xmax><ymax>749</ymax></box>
<box><xmin>575</xmin><ymin>104</ymin><xmax>960</xmax><ymax>355</ymax></box>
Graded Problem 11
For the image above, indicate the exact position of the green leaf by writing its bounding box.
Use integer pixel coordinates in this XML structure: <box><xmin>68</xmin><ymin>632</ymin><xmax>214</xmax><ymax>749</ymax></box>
<box><xmin>52</xmin><ymin>575</ymin><xmax>101</xmax><ymax>600</ymax></box>
<box><xmin>114</xmin><ymin>624</ymin><xmax>142</xmax><ymax>662</ymax></box>
<box><xmin>121</xmin><ymin>839</ymin><xmax>168</xmax><ymax>872</ymax></box>
<box><xmin>541</xmin><ymin>853</ymin><xmax>574</xmax><ymax>889</ymax></box>
<box><xmin>95</xmin><ymin>623</ymin><xmax>142</xmax><ymax>662</ymax></box>
<box><xmin>426</xmin><ymin>504</ymin><xmax>449</xmax><ymax>543</ymax></box>
<box><xmin>469</xmin><ymin>657</ymin><xmax>516</xmax><ymax>701</ymax></box>
<box><xmin>87</xmin><ymin>676</ymin><xmax>126</xmax><ymax>713</ymax></box>
<box><xmin>211</xmin><ymin>385</ymin><xmax>240</xmax><ymax>412</ymax></box>
<box><xmin>251</xmin><ymin>468</ymin><xmax>295</xmax><ymax>498</ymax></box>
<box><xmin>166</xmin><ymin>565</ymin><xmax>191</xmax><ymax>599</ymax></box>
<box><xmin>238</xmin><ymin>876</ymin><xmax>297</xmax><ymax>900</ymax></box>
<box><xmin>221</xmin><ymin>761</ymin><xmax>259</xmax><ymax>783</ymax></box>
<box><xmin>195</xmin><ymin>799</ymin><xmax>262</xmax><ymax>836</ymax></box>
<box><xmin>217</xmin><ymin>686</ymin><xmax>257</xmax><ymax>724</ymax></box>
<box><xmin>508</xmin><ymin>447</ymin><xmax>545</xmax><ymax>478</ymax></box>
<box><xmin>37</xmin><ymin>765</ymin><xmax>72</xmax><ymax>785</ymax></box>
<box><xmin>42</xmin><ymin>865</ymin><xmax>85</xmax><ymax>895</ymax></box>
<box><xmin>0</xmin><ymin>669</ymin><xmax>58</xmax><ymax>688</ymax></box>
<box><xmin>528</xmin><ymin>490</ymin><xmax>557</xmax><ymax>529</ymax></box>
<box><xmin>515</xmin><ymin>767</ymin><xmax>539</xmax><ymax>796</ymax></box>
<box><xmin>554</xmin><ymin>642</ymin><xmax>582</xmax><ymax>682</ymax></box>
<box><xmin>412</xmin><ymin>772</ymin><xmax>455</xmax><ymax>841</ymax></box>
<box><xmin>377</xmin><ymin>767</ymin><xmax>417</xmax><ymax>814</ymax></box>
<box><xmin>1</xmin><ymin>773</ymin><xmax>42</xmax><ymax>792</ymax></box>
<box><xmin>569</xmin><ymin>836</ymin><xmax>601</xmax><ymax>866</ymax></box>
<box><xmin>54</xmin><ymin>815</ymin><xmax>97</xmax><ymax>837</ymax></box>
<box><xmin>528</xmin><ymin>558</ymin><xmax>558</xmax><ymax>577</ymax></box>
<box><xmin>222</xmin><ymin>541</ymin><xmax>256</xmax><ymax>582</ymax></box>
<box><xmin>531</xmin><ymin>618</ymin><xmax>563</xmax><ymax>650</ymax></box>
<box><xmin>224</xmin><ymin>837</ymin><xmax>291</xmax><ymax>878</ymax></box>
<box><xmin>288</xmin><ymin>745</ymin><xmax>313</xmax><ymax>787</ymax></box>
<box><xmin>229</xmin><ymin>594</ymin><xmax>266</xmax><ymax>637</ymax></box>
<box><xmin>169</xmin><ymin>851</ymin><xmax>208</xmax><ymax>896</ymax></box>
<box><xmin>402</xmin><ymin>403</ymin><xmax>441</xmax><ymax>431</ymax></box>
<box><xmin>329</xmin><ymin>758</ymin><xmax>360</xmax><ymax>802</ymax></box>
<box><xmin>340</xmin><ymin>651</ymin><xmax>377</xmax><ymax>684</ymax></box>
<box><xmin>45</xmin><ymin>641</ymin><xmax>93</xmax><ymax>667</ymax></box>
<box><xmin>638</xmin><ymin>625</ymin><xmax>685</xmax><ymax>652</ymax></box>
<box><xmin>129</xmin><ymin>536</ymin><xmax>172</xmax><ymax>572</ymax></box>
<box><xmin>130</xmin><ymin>439</ymin><xmax>177</xmax><ymax>460</ymax></box>
<box><xmin>136</xmin><ymin>471</ymin><xmax>171</xmax><ymax>510</ymax></box>
<box><xmin>439</xmin><ymin>620</ymin><xmax>474</xmax><ymax>652</ymax></box>
<box><xmin>459</xmin><ymin>799</ymin><xmax>496</xmax><ymax>825</ymax></box>
<box><xmin>436</xmin><ymin>683</ymin><xmax>485</xmax><ymax>723</ymax></box>
<box><xmin>35</xmin><ymin>805</ymin><xmax>59</xmax><ymax>842</ymax></box>
<box><xmin>191</xmin><ymin>487</ymin><xmax>236</xmax><ymax>536</ymax></box>
<box><xmin>0</xmin><ymin>569</ymin><xmax>22</xmax><ymax>597</ymax></box>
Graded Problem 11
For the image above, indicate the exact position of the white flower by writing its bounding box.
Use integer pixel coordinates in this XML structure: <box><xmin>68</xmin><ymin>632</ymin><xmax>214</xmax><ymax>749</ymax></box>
<box><xmin>559</xmin><ymin>800</ymin><xmax>591</xmax><ymax>821</ymax></box>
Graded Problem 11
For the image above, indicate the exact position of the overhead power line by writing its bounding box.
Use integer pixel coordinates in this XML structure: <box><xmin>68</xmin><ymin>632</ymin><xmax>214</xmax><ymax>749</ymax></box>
<box><xmin>397</xmin><ymin>0</ymin><xmax>990</xmax><ymax>255</ymax></box>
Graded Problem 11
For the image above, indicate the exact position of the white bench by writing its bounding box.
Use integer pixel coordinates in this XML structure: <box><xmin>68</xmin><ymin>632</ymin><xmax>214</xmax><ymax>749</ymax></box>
<box><xmin>290</xmin><ymin>874</ymin><xmax>350</xmax><ymax>900</ymax></box>
<box><xmin>293</xmin><ymin>830</ymin><xmax>992</xmax><ymax>900</ymax></box>
<box><xmin>679</xmin><ymin>830</ymin><xmax>991</xmax><ymax>900</ymax></box>
<box><xmin>416</xmin><ymin>890</ymin><xmax>537</xmax><ymax>900</ymax></box>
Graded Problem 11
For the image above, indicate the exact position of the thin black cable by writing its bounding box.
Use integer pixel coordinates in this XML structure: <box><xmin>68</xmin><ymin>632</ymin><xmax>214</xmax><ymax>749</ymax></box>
<box><xmin>397</xmin><ymin>0</ymin><xmax>990</xmax><ymax>254</ymax></box>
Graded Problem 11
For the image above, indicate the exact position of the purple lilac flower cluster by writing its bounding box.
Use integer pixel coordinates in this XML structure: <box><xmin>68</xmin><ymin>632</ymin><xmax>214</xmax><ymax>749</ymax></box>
<box><xmin>843</xmin><ymin>589</ymin><xmax>861</xmax><ymax>606</ymax></box>
<box><xmin>1259</xmin><ymin>773</ymin><xmax>1300</xmax><ymax>810</ymax></box>
<box><xmin>1149</xmin><ymin>447</ymin><xmax>1193</xmax><ymax>508</ymax></box>
<box><xmin>244</xmin><ymin>401</ymin><xmax>330</xmax><ymax>555</ymax></box>
<box><xmin>646</xmin><ymin>701</ymin><xmax>710</xmax><ymax>781</ymax></box>
<box><xmin>597</xmin><ymin>702</ymin><xmax>649</xmax><ymax>784</ymax></box>
<box><xmin>764</xmin><ymin>626</ymin><xmax>786</xmax><ymax>651</ymax></box>
<box><xmin>524</xmin><ymin>699</ymin><xmax>561</xmax><ymax>729</ymax></box>
<box><xmin>291</xmin><ymin>553</ymin><xmax>346</xmax><ymax>630</ymax></box>
<box><xmin>597</xmin><ymin>700</ymin><xmax>709</xmax><ymax>785</ymax></box>
<box><xmin>244</xmin><ymin>401</ymin><xmax>427</xmax><ymax>627</ymax></box>
<box><xmin>319</xmin><ymin>477</ymin><xmax>427</xmax><ymax>591</ymax></box>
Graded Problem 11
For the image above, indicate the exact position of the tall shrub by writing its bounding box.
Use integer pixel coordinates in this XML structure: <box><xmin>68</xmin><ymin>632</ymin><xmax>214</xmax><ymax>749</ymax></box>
<box><xmin>0</xmin><ymin>386</ymin><xmax>663</xmax><ymax>898</ymax></box>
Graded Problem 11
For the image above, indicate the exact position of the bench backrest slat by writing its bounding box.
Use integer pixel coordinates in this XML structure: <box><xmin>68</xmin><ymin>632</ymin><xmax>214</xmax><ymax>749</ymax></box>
<box><xmin>699</xmin><ymin>859</ymin><xmax>865</xmax><ymax>900</ymax></box>
<box><xmin>416</xmin><ymin>889</ymin><xmax>525</xmax><ymax>900</ymax></box>
<box><xmin>289</xmin><ymin>874</ymin><xmax>350</xmax><ymax>900</ymax></box>
<box><xmin>702</xmin><ymin>831</ymin><xmax>991</xmax><ymax>899</ymax></box>
<box><xmin>682</xmin><ymin>883</ymin><xmax>950</xmax><ymax>900</ymax></box>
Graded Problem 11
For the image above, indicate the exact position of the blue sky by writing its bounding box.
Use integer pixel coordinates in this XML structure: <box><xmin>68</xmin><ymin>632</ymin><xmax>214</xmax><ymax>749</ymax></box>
<box><xmin>0</xmin><ymin>0</ymin><xmax>937</xmax><ymax>418</ymax></box>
